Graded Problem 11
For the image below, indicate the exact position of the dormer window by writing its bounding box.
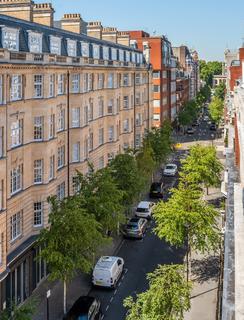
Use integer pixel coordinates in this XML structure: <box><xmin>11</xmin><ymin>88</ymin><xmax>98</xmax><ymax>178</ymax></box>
<box><xmin>50</xmin><ymin>36</ymin><xmax>61</xmax><ymax>55</ymax></box>
<box><xmin>111</xmin><ymin>48</ymin><xmax>117</xmax><ymax>61</ymax></box>
<box><xmin>28</xmin><ymin>31</ymin><xmax>42</xmax><ymax>53</ymax></box>
<box><xmin>81</xmin><ymin>42</ymin><xmax>89</xmax><ymax>57</ymax></box>
<box><xmin>126</xmin><ymin>51</ymin><xmax>130</xmax><ymax>62</ymax></box>
<box><xmin>103</xmin><ymin>46</ymin><xmax>109</xmax><ymax>60</ymax></box>
<box><xmin>67</xmin><ymin>39</ymin><xmax>77</xmax><ymax>57</ymax></box>
<box><xmin>132</xmin><ymin>52</ymin><xmax>136</xmax><ymax>63</ymax></box>
<box><xmin>119</xmin><ymin>49</ymin><xmax>124</xmax><ymax>62</ymax></box>
<box><xmin>2</xmin><ymin>27</ymin><xmax>19</xmax><ymax>51</ymax></box>
<box><xmin>92</xmin><ymin>44</ymin><xmax>100</xmax><ymax>59</ymax></box>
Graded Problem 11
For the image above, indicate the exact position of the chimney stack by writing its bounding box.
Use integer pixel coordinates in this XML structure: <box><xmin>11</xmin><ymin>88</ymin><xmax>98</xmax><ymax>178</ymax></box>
<box><xmin>117</xmin><ymin>31</ymin><xmax>130</xmax><ymax>47</ymax></box>
<box><xmin>102</xmin><ymin>27</ymin><xmax>118</xmax><ymax>43</ymax></box>
<box><xmin>61</xmin><ymin>13</ymin><xmax>85</xmax><ymax>34</ymax></box>
<box><xmin>0</xmin><ymin>0</ymin><xmax>34</xmax><ymax>21</ymax></box>
<box><xmin>87</xmin><ymin>21</ymin><xmax>103</xmax><ymax>39</ymax></box>
<box><xmin>33</xmin><ymin>3</ymin><xmax>54</xmax><ymax>27</ymax></box>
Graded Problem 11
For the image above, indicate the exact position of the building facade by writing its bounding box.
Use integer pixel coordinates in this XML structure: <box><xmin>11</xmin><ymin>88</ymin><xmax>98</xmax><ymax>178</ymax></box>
<box><xmin>0</xmin><ymin>1</ymin><xmax>152</xmax><ymax>309</ymax></box>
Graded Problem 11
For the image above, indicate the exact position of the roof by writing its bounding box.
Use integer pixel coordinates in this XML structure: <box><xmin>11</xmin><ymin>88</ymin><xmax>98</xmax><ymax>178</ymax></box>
<box><xmin>0</xmin><ymin>13</ymin><xmax>142</xmax><ymax>54</ymax></box>
<box><xmin>95</xmin><ymin>256</ymin><xmax>119</xmax><ymax>269</ymax></box>
<box><xmin>137</xmin><ymin>201</ymin><xmax>151</xmax><ymax>208</ymax></box>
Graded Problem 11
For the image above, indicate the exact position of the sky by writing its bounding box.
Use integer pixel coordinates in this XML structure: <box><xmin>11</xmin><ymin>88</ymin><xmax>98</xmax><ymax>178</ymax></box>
<box><xmin>36</xmin><ymin>0</ymin><xmax>244</xmax><ymax>61</ymax></box>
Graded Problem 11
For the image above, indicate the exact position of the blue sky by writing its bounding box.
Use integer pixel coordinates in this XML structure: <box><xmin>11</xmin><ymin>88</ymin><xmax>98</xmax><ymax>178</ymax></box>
<box><xmin>37</xmin><ymin>0</ymin><xmax>244</xmax><ymax>61</ymax></box>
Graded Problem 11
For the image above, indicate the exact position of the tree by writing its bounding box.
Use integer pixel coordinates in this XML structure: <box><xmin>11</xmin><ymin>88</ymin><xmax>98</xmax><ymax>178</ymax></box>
<box><xmin>124</xmin><ymin>265</ymin><xmax>191</xmax><ymax>320</ymax></box>
<box><xmin>199</xmin><ymin>60</ymin><xmax>223</xmax><ymax>87</ymax></box>
<box><xmin>136</xmin><ymin>141</ymin><xmax>156</xmax><ymax>184</ymax></box>
<box><xmin>76</xmin><ymin>165</ymin><xmax>125</xmax><ymax>234</ymax></box>
<box><xmin>180</xmin><ymin>144</ymin><xmax>223</xmax><ymax>193</ymax></box>
<box><xmin>214</xmin><ymin>82</ymin><xmax>226</xmax><ymax>101</ymax></box>
<box><xmin>178</xmin><ymin>100</ymin><xmax>198</xmax><ymax>128</ymax></box>
<box><xmin>109</xmin><ymin>153</ymin><xmax>144</xmax><ymax>207</ymax></box>
<box><xmin>38</xmin><ymin>196</ymin><xmax>107</xmax><ymax>315</ymax></box>
<box><xmin>0</xmin><ymin>300</ymin><xmax>36</xmax><ymax>320</ymax></box>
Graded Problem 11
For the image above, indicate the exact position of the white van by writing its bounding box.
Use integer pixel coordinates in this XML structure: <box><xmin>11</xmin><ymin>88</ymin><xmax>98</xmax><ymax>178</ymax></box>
<box><xmin>92</xmin><ymin>256</ymin><xmax>124</xmax><ymax>288</ymax></box>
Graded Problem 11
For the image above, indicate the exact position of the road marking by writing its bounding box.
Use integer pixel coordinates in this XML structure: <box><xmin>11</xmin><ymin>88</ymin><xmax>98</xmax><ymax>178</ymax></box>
<box><xmin>118</xmin><ymin>282</ymin><xmax>121</xmax><ymax>287</ymax></box>
<box><xmin>106</xmin><ymin>305</ymin><xmax>109</xmax><ymax>312</ymax></box>
<box><xmin>110</xmin><ymin>297</ymin><xmax>114</xmax><ymax>303</ymax></box>
<box><xmin>101</xmin><ymin>315</ymin><xmax>104</xmax><ymax>320</ymax></box>
<box><xmin>114</xmin><ymin>289</ymin><xmax>118</xmax><ymax>295</ymax></box>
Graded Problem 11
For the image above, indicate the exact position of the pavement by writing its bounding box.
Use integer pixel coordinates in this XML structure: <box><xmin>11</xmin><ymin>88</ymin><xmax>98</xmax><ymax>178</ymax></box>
<box><xmin>31</xmin><ymin>112</ymin><xmax>225</xmax><ymax>320</ymax></box>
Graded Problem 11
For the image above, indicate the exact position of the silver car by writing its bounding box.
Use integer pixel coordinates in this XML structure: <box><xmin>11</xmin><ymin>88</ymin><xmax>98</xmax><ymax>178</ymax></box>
<box><xmin>124</xmin><ymin>217</ymin><xmax>148</xmax><ymax>239</ymax></box>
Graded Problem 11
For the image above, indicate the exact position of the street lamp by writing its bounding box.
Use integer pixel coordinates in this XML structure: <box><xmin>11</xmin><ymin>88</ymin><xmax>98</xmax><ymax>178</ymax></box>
<box><xmin>47</xmin><ymin>290</ymin><xmax>51</xmax><ymax>320</ymax></box>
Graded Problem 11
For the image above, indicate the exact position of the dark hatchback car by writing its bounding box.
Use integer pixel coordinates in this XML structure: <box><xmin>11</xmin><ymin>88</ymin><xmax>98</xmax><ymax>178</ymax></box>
<box><xmin>210</xmin><ymin>124</ymin><xmax>217</xmax><ymax>131</ymax></box>
<box><xmin>149</xmin><ymin>182</ymin><xmax>164</xmax><ymax>199</ymax></box>
<box><xmin>123</xmin><ymin>217</ymin><xmax>148</xmax><ymax>239</ymax></box>
<box><xmin>63</xmin><ymin>296</ymin><xmax>102</xmax><ymax>320</ymax></box>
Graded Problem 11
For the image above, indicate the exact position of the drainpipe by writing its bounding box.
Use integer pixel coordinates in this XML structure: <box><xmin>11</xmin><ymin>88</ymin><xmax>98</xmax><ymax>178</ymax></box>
<box><xmin>67</xmin><ymin>71</ymin><xmax>70</xmax><ymax>197</ymax></box>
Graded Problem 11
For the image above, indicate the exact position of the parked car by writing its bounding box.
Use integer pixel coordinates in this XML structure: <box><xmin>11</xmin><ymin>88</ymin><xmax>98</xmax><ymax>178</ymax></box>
<box><xmin>124</xmin><ymin>217</ymin><xmax>148</xmax><ymax>239</ymax></box>
<box><xmin>63</xmin><ymin>296</ymin><xmax>102</xmax><ymax>320</ymax></box>
<box><xmin>163</xmin><ymin>163</ymin><xmax>178</xmax><ymax>176</ymax></box>
<box><xmin>92</xmin><ymin>256</ymin><xmax>124</xmax><ymax>288</ymax></box>
<box><xmin>135</xmin><ymin>201</ymin><xmax>155</xmax><ymax>219</ymax></box>
<box><xmin>210</xmin><ymin>124</ymin><xmax>217</xmax><ymax>131</ymax></box>
<box><xmin>203</xmin><ymin>115</ymin><xmax>209</xmax><ymax>121</ymax></box>
<box><xmin>186</xmin><ymin>127</ymin><xmax>194</xmax><ymax>134</ymax></box>
<box><xmin>149</xmin><ymin>182</ymin><xmax>164</xmax><ymax>199</ymax></box>
<box><xmin>192</xmin><ymin>119</ymin><xmax>199</xmax><ymax>126</ymax></box>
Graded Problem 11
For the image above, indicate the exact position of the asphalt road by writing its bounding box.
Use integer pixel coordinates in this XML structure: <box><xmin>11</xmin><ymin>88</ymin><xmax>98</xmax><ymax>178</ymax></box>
<box><xmin>89</xmin><ymin>113</ymin><xmax>217</xmax><ymax>320</ymax></box>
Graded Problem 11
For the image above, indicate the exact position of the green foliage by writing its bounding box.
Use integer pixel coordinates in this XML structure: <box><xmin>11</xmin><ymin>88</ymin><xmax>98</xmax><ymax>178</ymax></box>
<box><xmin>38</xmin><ymin>196</ymin><xmax>108</xmax><ymax>283</ymax></box>
<box><xmin>76</xmin><ymin>165</ymin><xmax>125</xmax><ymax>233</ymax></box>
<box><xmin>0</xmin><ymin>300</ymin><xmax>37</xmax><ymax>320</ymax></box>
<box><xmin>109</xmin><ymin>153</ymin><xmax>144</xmax><ymax>207</ymax></box>
<box><xmin>214</xmin><ymin>82</ymin><xmax>226</xmax><ymax>101</ymax></box>
<box><xmin>209</xmin><ymin>96</ymin><xmax>224</xmax><ymax>125</ymax></box>
<box><xmin>178</xmin><ymin>100</ymin><xmax>198</xmax><ymax>126</ymax></box>
<box><xmin>199</xmin><ymin>60</ymin><xmax>223</xmax><ymax>87</ymax></box>
<box><xmin>180</xmin><ymin>144</ymin><xmax>223</xmax><ymax>190</ymax></box>
<box><xmin>154</xmin><ymin>182</ymin><xmax>221</xmax><ymax>253</ymax></box>
<box><xmin>124</xmin><ymin>265</ymin><xmax>191</xmax><ymax>320</ymax></box>
<box><xmin>136</xmin><ymin>142</ymin><xmax>156</xmax><ymax>184</ymax></box>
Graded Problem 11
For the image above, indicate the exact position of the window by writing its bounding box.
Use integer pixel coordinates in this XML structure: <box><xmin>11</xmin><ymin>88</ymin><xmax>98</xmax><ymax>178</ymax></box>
<box><xmin>10</xmin><ymin>165</ymin><xmax>22</xmax><ymax>195</ymax></box>
<box><xmin>49</xmin><ymin>155</ymin><xmax>55</xmax><ymax>181</ymax></box>
<box><xmin>83</xmin><ymin>73</ymin><xmax>88</xmax><ymax>92</ymax></box>
<box><xmin>98</xmin><ymin>156</ymin><xmax>104</xmax><ymax>169</ymax></box>
<box><xmin>162</xmin><ymin>71</ymin><xmax>167</xmax><ymax>79</ymax></box>
<box><xmin>34</xmin><ymin>202</ymin><xmax>43</xmax><ymax>227</ymax></box>
<box><xmin>0</xmin><ymin>127</ymin><xmax>3</xmax><ymax>158</ymax></box>
<box><xmin>84</xmin><ymin>106</ymin><xmax>88</xmax><ymax>125</ymax></box>
<box><xmin>84</xmin><ymin>138</ymin><xmax>89</xmax><ymax>159</ymax></box>
<box><xmin>92</xmin><ymin>44</ymin><xmax>100</xmax><ymax>59</ymax></box>
<box><xmin>153</xmin><ymin>85</ymin><xmax>160</xmax><ymax>93</ymax></box>
<box><xmin>88</xmin><ymin>101</ymin><xmax>93</xmax><ymax>121</ymax></box>
<box><xmin>103</xmin><ymin>46</ymin><xmax>109</xmax><ymax>60</ymax></box>
<box><xmin>111</xmin><ymin>48</ymin><xmax>117</xmax><ymax>61</ymax></box>
<box><xmin>11</xmin><ymin>119</ymin><xmax>23</xmax><ymax>147</ymax></box>
<box><xmin>49</xmin><ymin>114</ymin><xmax>55</xmax><ymax>139</ymax></box>
<box><xmin>72</xmin><ymin>142</ymin><xmax>80</xmax><ymax>163</ymax></box>
<box><xmin>135</xmin><ymin>92</ymin><xmax>141</xmax><ymax>105</ymax></box>
<box><xmin>81</xmin><ymin>42</ymin><xmax>89</xmax><ymax>57</ymax></box>
<box><xmin>153</xmin><ymin>100</ymin><xmax>160</xmax><ymax>107</ymax></box>
<box><xmin>135</xmin><ymin>134</ymin><xmax>141</xmax><ymax>148</ymax></box>
<box><xmin>10</xmin><ymin>75</ymin><xmax>22</xmax><ymax>101</ymax></box>
<box><xmin>2</xmin><ymin>27</ymin><xmax>19</xmax><ymax>51</ymax></box>
<box><xmin>71</xmin><ymin>74</ymin><xmax>80</xmax><ymax>93</ymax></box>
<box><xmin>34</xmin><ymin>75</ymin><xmax>43</xmax><ymax>98</ymax></box>
<box><xmin>28</xmin><ymin>32</ymin><xmax>42</xmax><ymax>53</ymax></box>
<box><xmin>57</xmin><ymin>145</ymin><xmax>65</xmax><ymax>169</ymax></box>
<box><xmin>135</xmin><ymin>73</ymin><xmax>141</xmax><ymax>85</ymax></box>
<box><xmin>116</xmin><ymin>97</ymin><xmax>120</xmax><ymax>113</ymax></box>
<box><xmin>0</xmin><ymin>180</ymin><xmax>4</xmax><ymax>211</ymax></box>
<box><xmin>123</xmin><ymin>74</ymin><xmax>129</xmax><ymax>86</ymax></box>
<box><xmin>57</xmin><ymin>182</ymin><xmax>65</xmax><ymax>201</ymax></box>
<box><xmin>89</xmin><ymin>133</ymin><xmax>93</xmax><ymax>152</ymax></box>
<box><xmin>153</xmin><ymin>114</ymin><xmax>160</xmax><ymax>121</ymax></box>
<box><xmin>163</xmin><ymin>97</ymin><xmax>167</xmax><ymax>106</ymax></box>
<box><xmin>49</xmin><ymin>74</ymin><xmax>55</xmax><ymax>97</ymax></box>
<box><xmin>34</xmin><ymin>159</ymin><xmax>43</xmax><ymax>184</ymax></box>
<box><xmin>98</xmin><ymin>74</ymin><xmax>104</xmax><ymax>89</ymax></box>
<box><xmin>50</xmin><ymin>36</ymin><xmax>61</xmax><ymax>55</ymax></box>
<box><xmin>107</xmin><ymin>152</ymin><xmax>115</xmax><ymax>163</ymax></box>
<box><xmin>0</xmin><ymin>233</ymin><xmax>3</xmax><ymax>265</ymax></box>
<box><xmin>88</xmin><ymin>74</ymin><xmax>93</xmax><ymax>91</ymax></box>
<box><xmin>119</xmin><ymin>49</ymin><xmax>124</xmax><ymax>61</ymax></box>
<box><xmin>123</xmin><ymin>96</ymin><xmax>129</xmax><ymax>109</ymax></box>
<box><xmin>108</xmin><ymin>126</ymin><xmax>114</xmax><ymax>142</ymax></box>
<box><xmin>98</xmin><ymin>128</ymin><xmax>104</xmax><ymax>145</ymax></box>
<box><xmin>126</xmin><ymin>51</ymin><xmax>130</xmax><ymax>62</ymax></box>
<box><xmin>107</xmin><ymin>99</ymin><xmax>113</xmax><ymax>114</ymax></box>
<box><xmin>123</xmin><ymin>119</ymin><xmax>129</xmax><ymax>133</ymax></box>
<box><xmin>72</xmin><ymin>176</ymin><xmax>81</xmax><ymax>194</ymax></box>
<box><xmin>10</xmin><ymin>211</ymin><xmax>22</xmax><ymax>241</ymax></box>
<box><xmin>108</xmin><ymin>73</ymin><xmax>114</xmax><ymax>88</ymax></box>
<box><xmin>34</xmin><ymin>116</ymin><xmax>44</xmax><ymax>140</ymax></box>
<box><xmin>136</xmin><ymin>113</ymin><xmax>142</xmax><ymax>126</ymax></box>
<box><xmin>162</xmin><ymin>84</ymin><xmax>167</xmax><ymax>92</ymax></box>
<box><xmin>57</xmin><ymin>109</ymin><xmax>65</xmax><ymax>132</ymax></box>
<box><xmin>72</xmin><ymin>108</ymin><xmax>80</xmax><ymax>127</ymax></box>
<box><xmin>153</xmin><ymin>71</ymin><xmax>160</xmax><ymax>79</ymax></box>
<box><xmin>98</xmin><ymin>98</ymin><xmax>104</xmax><ymax>117</ymax></box>
<box><xmin>67</xmin><ymin>39</ymin><xmax>77</xmax><ymax>57</ymax></box>
<box><xmin>58</xmin><ymin>74</ymin><xmax>65</xmax><ymax>95</ymax></box>
<box><xmin>0</xmin><ymin>75</ymin><xmax>3</xmax><ymax>104</ymax></box>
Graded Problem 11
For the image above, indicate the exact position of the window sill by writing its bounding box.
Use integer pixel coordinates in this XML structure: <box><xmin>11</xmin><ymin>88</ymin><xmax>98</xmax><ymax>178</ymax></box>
<box><xmin>10</xmin><ymin>234</ymin><xmax>22</xmax><ymax>245</ymax></box>
<box><xmin>11</xmin><ymin>190</ymin><xmax>22</xmax><ymax>197</ymax></box>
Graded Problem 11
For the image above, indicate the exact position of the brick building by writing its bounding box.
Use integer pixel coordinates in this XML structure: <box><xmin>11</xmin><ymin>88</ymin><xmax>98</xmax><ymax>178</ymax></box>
<box><xmin>0</xmin><ymin>0</ymin><xmax>153</xmax><ymax>309</ymax></box>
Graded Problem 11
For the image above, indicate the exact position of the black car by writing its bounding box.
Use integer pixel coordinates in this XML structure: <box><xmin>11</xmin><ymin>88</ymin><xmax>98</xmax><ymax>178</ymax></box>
<box><xmin>64</xmin><ymin>296</ymin><xmax>102</xmax><ymax>320</ymax></box>
<box><xmin>149</xmin><ymin>182</ymin><xmax>164</xmax><ymax>199</ymax></box>
<box><xmin>210</xmin><ymin>124</ymin><xmax>217</xmax><ymax>131</ymax></box>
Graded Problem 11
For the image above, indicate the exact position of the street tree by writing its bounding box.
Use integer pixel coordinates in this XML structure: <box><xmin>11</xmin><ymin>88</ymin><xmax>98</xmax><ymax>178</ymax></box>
<box><xmin>214</xmin><ymin>82</ymin><xmax>226</xmax><ymax>101</ymax></box>
<box><xmin>38</xmin><ymin>196</ymin><xmax>107</xmax><ymax>315</ymax></box>
<box><xmin>199</xmin><ymin>60</ymin><xmax>222</xmax><ymax>86</ymax></box>
<box><xmin>136</xmin><ymin>141</ymin><xmax>156</xmax><ymax>184</ymax></box>
<box><xmin>76</xmin><ymin>165</ymin><xmax>125</xmax><ymax>234</ymax></box>
<box><xmin>124</xmin><ymin>265</ymin><xmax>191</xmax><ymax>320</ymax></box>
<box><xmin>180</xmin><ymin>144</ymin><xmax>223</xmax><ymax>193</ymax></box>
<box><xmin>209</xmin><ymin>96</ymin><xmax>224</xmax><ymax>124</ymax></box>
<box><xmin>0</xmin><ymin>300</ymin><xmax>37</xmax><ymax>320</ymax></box>
<box><xmin>109</xmin><ymin>153</ymin><xmax>144</xmax><ymax>207</ymax></box>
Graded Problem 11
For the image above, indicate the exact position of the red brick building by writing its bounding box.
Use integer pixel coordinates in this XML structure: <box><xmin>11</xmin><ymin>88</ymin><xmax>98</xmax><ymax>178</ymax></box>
<box><xmin>127</xmin><ymin>31</ymin><xmax>177</xmax><ymax>127</ymax></box>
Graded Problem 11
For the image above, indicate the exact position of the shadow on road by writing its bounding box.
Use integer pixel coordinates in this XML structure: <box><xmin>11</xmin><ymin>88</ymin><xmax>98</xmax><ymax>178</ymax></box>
<box><xmin>191</xmin><ymin>255</ymin><xmax>220</xmax><ymax>283</ymax></box>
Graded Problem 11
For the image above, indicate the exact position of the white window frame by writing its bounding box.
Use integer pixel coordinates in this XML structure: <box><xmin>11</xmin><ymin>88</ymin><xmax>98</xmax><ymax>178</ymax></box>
<box><xmin>107</xmin><ymin>99</ymin><xmax>113</xmax><ymax>114</ymax></box>
<box><xmin>34</xmin><ymin>202</ymin><xmax>43</xmax><ymax>227</ymax></box>
<box><xmin>126</xmin><ymin>51</ymin><xmax>130</xmax><ymax>62</ymax></box>
<box><xmin>58</xmin><ymin>74</ymin><xmax>65</xmax><ymax>95</ymax></box>
<box><xmin>98</xmin><ymin>98</ymin><xmax>104</xmax><ymax>117</ymax></box>
<box><xmin>28</xmin><ymin>31</ymin><xmax>42</xmax><ymax>53</ymax></box>
<box><xmin>72</xmin><ymin>142</ymin><xmax>80</xmax><ymax>162</ymax></box>
<box><xmin>2</xmin><ymin>27</ymin><xmax>19</xmax><ymax>51</ymax></box>
<box><xmin>10</xmin><ymin>211</ymin><xmax>22</xmax><ymax>241</ymax></box>
<box><xmin>123</xmin><ymin>119</ymin><xmax>129</xmax><ymax>133</ymax></box>
<box><xmin>49</xmin><ymin>114</ymin><xmax>55</xmax><ymax>139</ymax></box>
<box><xmin>57</xmin><ymin>182</ymin><xmax>65</xmax><ymax>201</ymax></box>
<box><xmin>11</xmin><ymin>119</ymin><xmax>23</xmax><ymax>147</ymax></box>
<box><xmin>34</xmin><ymin>74</ymin><xmax>43</xmax><ymax>98</ymax></box>
<box><xmin>108</xmin><ymin>126</ymin><xmax>114</xmax><ymax>142</ymax></box>
<box><xmin>50</xmin><ymin>35</ymin><xmax>61</xmax><ymax>55</ymax></box>
<box><xmin>34</xmin><ymin>116</ymin><xmax>44</xmax><ymax>141</ymax></box>
<box><xmin>10</xmin><ymin>165</ymin><xmax>22</xmax><ymax>195</ymax></box>
<box><xmin>71</xmin><ymin>107</ymin><xmax>80</xmax><ymax>128</ymax></box>
<box><xmin>111</xmin><ymin>48</ymin><xmax>117</xmax><ymax>61</ymax></box>
<box><xmin>98</xmin><ymin>128</ymin><xmax>104</xmax><ymax>146</ymax></box>
<box><xmin>67</xmin><ymin>39</ymin><xmax>77</xmax><ymax>57</ymax></box>
<box><xmin>10</xmin><ymin>75</ymin><xmax>22</xmax><ymax>101</ymax></box>
<box><xmin>103</xmin><ymin>46</ymin><xmax>109</xmax><ymax>60</ymax></box>
<box><xmin>0</xmin><ymin>127</ymin><xmax>3</xmax><ymax>158</ymax></box>
<box><xmin>57</xmin><ymin>145</ymin><xmax>65</xmax><ymax>169</ymax></box>
<box><xmin>98</xmin><ymin>73</ymin><xmax>104</xmax><ymax>89</ymax></box>
<box><xmin>119</xmin><ymin>49</ymin><xmax>124</xmax><ymax>62</ymax></box>
<box><xmin>0</xmin><ymin>75</ymin><xmax>3</xmax><ymax>104</ymax></box>
<box><xmin>49</xmin><ymin>74</ymin><xmax>55</xmax><ymax>97</ymax></box>
<box><xmin>81</xmin><ymin>41</ymin><xmax>89</xmax><ymax>57</ymax></box>
<box><xmin>49</xmin><ymin>155</ymin><xmax>55</xmax><ymax>181</ymax></box>
<box><xmin>108</xmin><ymin>73</ymin><xmax>114</xmax><ymax>88</ymax></box>
<box><xmin>71</xmin><ymin>74</ymin><xmax>80</xmax><ymax>93</ymax></box>
<box><xmin>92</xmin><ymin>44</ymin><xmax>100</xmax><ymax>59</ymax></box>
<box><xmin>34</xmin><ymin>159</ymin><xmax>43</xmax><ymax>184</ymax></box>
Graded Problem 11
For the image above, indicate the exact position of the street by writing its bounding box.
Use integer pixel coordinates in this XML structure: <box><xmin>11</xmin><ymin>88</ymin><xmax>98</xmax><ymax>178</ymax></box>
<box><xmin>90</xmin><ymin>114</ymin><xmax>217</xmax><ymax>320</ymax></box>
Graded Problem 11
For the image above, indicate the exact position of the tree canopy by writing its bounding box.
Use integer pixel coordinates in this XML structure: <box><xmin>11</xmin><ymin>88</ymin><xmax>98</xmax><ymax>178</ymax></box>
<box><xmin>199</xmin><ymin>60</ymin><xmax>223</xmax><ymax>86</ymax></box>
<box><xmin>124</xmin><ymin>265</ymin><xmax>191</xmax><ymax>320</ymax></box>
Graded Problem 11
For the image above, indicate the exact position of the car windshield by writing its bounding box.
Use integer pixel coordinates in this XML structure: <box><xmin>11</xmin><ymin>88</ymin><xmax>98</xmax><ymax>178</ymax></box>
<box><xmin>166</xmin><ymin>165</ymin><xmax>175</xmax><ymax>170</ymax></box>
<box><xmin>77</xmin><ymin>316</ymin><xmax>88</xmax><ymax>320</ymax></box>
<box><xmin>137</xmin><ymin>208</ymin><xmax>149</xmax><ymax>212</ymax></box>
<box><xmin>127</xmin><ymin>224</ymin><xmax>138</xmax><ymax>229</ymax></box>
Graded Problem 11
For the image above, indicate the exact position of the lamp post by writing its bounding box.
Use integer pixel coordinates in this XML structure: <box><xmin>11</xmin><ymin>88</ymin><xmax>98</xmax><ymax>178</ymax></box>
<box><xmin>47</xmin><ymin>290</ymin><xmax>51</xmax><ymax>320</ymax></box>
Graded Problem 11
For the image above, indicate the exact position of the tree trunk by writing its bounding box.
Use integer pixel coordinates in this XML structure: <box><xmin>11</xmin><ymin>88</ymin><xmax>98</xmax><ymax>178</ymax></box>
<box><xmin>206</xmin><ymin>186</ymin><xmax>209</xmax><ymax>195</ymax></box>
<box><xmin>63</xmin><ymin>279</ymin><xmax>67</xmax><ymax>315</ymax></box>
